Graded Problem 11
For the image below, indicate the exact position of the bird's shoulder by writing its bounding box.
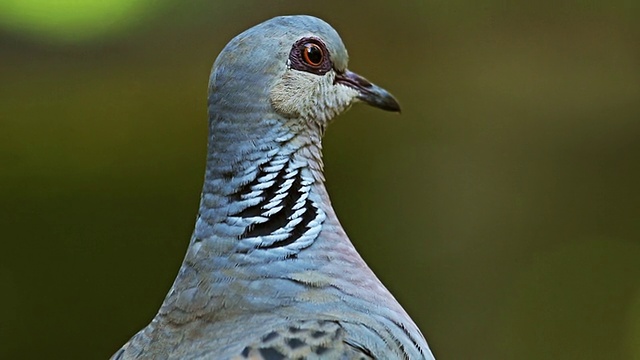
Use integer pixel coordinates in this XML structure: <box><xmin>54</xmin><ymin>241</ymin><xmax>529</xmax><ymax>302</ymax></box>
<box><xmin>113</xmin><ymin>317</ymin><xmax>392</xmax><ymax>360</ymax></box>
<box><xmin>230</xmin><ymin>319</ymin><xmax>375</xmax><ymax>360</ymax></box>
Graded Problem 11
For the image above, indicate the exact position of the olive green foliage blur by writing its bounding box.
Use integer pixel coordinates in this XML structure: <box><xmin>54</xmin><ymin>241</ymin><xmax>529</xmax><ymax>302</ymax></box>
<box><xmin>1</xmin><ymin>1</ymin><xmax>639</xmax><ymax>359</ymax></box>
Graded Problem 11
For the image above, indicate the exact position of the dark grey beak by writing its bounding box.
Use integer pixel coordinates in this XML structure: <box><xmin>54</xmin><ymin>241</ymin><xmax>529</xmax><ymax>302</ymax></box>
<box><xmin>335</xmin><ymin>70</ymin><xmax>401</xmax><ymax>112</ymax></box>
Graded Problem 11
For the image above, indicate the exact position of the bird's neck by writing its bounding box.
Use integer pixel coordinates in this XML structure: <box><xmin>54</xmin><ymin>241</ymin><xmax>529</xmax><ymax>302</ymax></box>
<box><xmin>185</xmin><ymin>116</ymin><xmax>334</xmax><ymax>267</ymax></box>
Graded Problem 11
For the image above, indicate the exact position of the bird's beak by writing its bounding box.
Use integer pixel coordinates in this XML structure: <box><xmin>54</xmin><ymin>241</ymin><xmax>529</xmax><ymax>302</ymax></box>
<box><xmin>335</xmin><ymin>70</ymin><xmax>401</xmax><ymax>112</ymax></box>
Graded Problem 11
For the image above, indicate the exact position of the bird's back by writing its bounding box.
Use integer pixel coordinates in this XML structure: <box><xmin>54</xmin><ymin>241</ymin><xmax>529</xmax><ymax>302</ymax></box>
<box><xmin>114</xmin><ymin>306</ymin><xmax>428</xmax><ymax>359</ymax></box>
<box><xmin>113</xmin><ymin>222</ymin><xmax>431</xmax><ymax>359</ymax></box>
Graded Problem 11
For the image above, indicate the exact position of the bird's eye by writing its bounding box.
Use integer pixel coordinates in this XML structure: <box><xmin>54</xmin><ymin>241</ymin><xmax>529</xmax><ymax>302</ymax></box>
<box><xmin>288</xmin><ymin>37</ymin><xmax>331</xmax><ymax>75</ymax></box>
<box><xmin>302</xmin><ymin>43</ymin><xmax>324</xmax><ymax>66</ymax></box>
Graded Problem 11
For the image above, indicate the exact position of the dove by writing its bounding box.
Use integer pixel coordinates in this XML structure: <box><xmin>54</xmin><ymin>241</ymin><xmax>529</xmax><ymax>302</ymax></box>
<box><xmin>112</xmin><ymin>15</ymin><xmax>435</xmax><ymax>360</ymax></box>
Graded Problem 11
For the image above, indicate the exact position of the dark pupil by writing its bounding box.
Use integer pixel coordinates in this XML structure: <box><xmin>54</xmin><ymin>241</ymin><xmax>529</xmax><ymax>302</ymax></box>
<box><xmin>305</xmin><ymin>45</ymin><xmax>322</xmax><ymax>64</ymax></box>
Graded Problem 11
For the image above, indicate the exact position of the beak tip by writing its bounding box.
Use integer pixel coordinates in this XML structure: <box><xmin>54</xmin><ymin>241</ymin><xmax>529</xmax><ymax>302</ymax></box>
<box><xmin>370</xmin><ymin>93</ymin><xmax>401</xmax><ymax>113</ymax></box>
<box><xmin>388</xmin><ymin>99</ymin><xmax>402</xmax><ymax>113</ymax></box>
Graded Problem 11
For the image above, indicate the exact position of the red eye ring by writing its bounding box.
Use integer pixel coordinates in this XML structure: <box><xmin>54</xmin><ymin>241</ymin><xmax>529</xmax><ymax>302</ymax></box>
<box><xmin>302</xmin><ymin>43</ymin><xmax>324</xmax><ymax>67</ymax></box>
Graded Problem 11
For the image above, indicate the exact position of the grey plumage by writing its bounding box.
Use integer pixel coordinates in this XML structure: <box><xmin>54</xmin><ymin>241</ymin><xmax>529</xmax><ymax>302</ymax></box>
<box><xmin>112</xmin><ymin>15</ymin><xmax>435</xmax><ymax>359</ymax></box>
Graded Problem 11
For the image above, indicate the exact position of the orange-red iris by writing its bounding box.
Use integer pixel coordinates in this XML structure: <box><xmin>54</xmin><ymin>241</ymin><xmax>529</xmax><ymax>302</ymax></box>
<box><xmin>302</xmin><ymin>43</ymin><xmax>323</xmax><ymax>66</ymax></box>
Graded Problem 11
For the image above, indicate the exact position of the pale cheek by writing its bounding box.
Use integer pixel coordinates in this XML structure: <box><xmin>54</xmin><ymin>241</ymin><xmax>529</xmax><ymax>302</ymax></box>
<box><xmin>269</xmin><ymin>72</ymin><xmax>359</xmax><ymax>122</ymax></box>
<box><xmin>269</xmin><ymin>72</ymin><xmax>317</xmax><ymax>118</ymax></box>
<box><xmin>332</xmin><ymin>84</ymin><xmax>360</xmax><ymax>109</ymax></box>
<box><xmin>303</xmin><ymin>82</ymin><xmax>357</xmax><ymax>123</ymax></box>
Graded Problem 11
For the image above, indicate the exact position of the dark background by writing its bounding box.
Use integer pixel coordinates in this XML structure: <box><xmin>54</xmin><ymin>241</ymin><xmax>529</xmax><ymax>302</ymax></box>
<box><xmin>1</xmin><ymin>1</ymin><xmax>639</xmax><ymax>359</ymax></box>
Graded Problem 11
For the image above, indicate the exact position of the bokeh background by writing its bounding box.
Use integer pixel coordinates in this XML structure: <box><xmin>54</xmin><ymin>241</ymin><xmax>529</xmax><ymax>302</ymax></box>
<box><xmin>1</xmin><ymin>1</ymin><xmax>639</xmax><ymax>359</ymax></box>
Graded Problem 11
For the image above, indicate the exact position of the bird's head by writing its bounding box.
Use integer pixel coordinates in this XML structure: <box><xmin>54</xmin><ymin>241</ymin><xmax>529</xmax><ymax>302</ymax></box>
<box><xmin>208</xmin><ymin>15</ymin><xmax>400</xmax><ymax>130</ymax></box>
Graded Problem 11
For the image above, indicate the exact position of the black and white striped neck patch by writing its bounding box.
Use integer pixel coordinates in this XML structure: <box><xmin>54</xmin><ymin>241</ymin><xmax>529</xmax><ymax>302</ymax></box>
<box><xmin>229</xmin><ymin>154</ymin><xmax>325</xmax><ymax>256</ymax></box>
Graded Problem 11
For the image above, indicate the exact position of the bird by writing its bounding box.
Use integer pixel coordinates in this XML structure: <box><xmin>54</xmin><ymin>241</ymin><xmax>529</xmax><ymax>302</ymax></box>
<box><xmin>111</xmin><ymin>15</ymin><xmax>435</xmax><ymax>360</ymax></box>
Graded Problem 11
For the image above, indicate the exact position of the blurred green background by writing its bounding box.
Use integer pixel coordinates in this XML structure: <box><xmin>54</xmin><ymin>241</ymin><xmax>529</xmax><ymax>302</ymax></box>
<box><xmin>1</xmin><ymin>1</ymin><xmax>639</xmax><ymax>359</ymax></box>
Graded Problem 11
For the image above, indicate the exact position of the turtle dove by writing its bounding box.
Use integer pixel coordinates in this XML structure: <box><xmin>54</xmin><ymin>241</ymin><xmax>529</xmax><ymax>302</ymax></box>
<box><xmin>112</xmin><ymin>15</ymin><xmax>436</xmax><ymax>360</ymax></box>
